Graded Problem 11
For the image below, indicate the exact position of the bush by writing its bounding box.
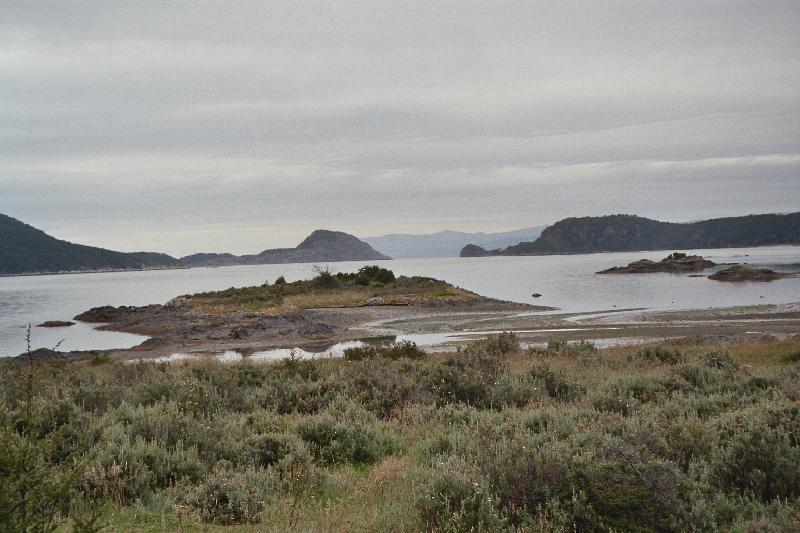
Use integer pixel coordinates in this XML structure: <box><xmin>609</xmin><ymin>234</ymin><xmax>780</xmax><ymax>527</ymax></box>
<box><xmin>343</xmin><ymin>341</ymin><xmax>426</xmax><ymax>361</ymax></box>
<box><xmin>635</xmin><ymin>346</ymin><xmax>684</xmax><ymax>365</ymax></box>
<box><xmin>529</xmin><ymin>363</ymin><xmax>584</xmax><ymax>402</ymax></box>
<box><xmin>712</xmin><ymin>423</ymin><xmax>800</xmax><ymax>501</ymax></box>
<box><xmin>188</xmin><ymin>462</ymin><xmax>276</xmax><ymax>525</ymax></box>
<box><xmin>295</xmin><ymin>400</ymin><xmax>396</xmax><ymax>465</ymax></box>
<box><xmin>417</xmin><ymin>458</ymin><xmax>506</xmax><ymax>532</ymax></box>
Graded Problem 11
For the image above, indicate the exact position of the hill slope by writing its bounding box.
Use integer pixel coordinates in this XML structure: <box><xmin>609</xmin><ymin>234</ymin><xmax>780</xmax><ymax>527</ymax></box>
<box><xmin>461</xmin><ymin>212</ymin><xmax>800</xmax><ymax>256</ymax></box>
<box><xmin>181</xmin><ymin>230</ymin><xmax>390</xmax><ymax>267</ymax></box>
<box><xmin>364</xmin><ymin>226</ymin><xmax>544</xmax><ymax>258</ymax></box>
<box><xmin>0</xmin><ymin>213</ymin><xmax>180</xmax><ymax>275</ymax></box>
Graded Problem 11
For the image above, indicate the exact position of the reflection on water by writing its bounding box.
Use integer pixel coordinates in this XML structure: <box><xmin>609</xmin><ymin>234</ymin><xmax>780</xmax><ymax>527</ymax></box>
<box><xmin>138</xmin><ymin>327</ymin><xmax>629</xmax><ymax>363</ymax></box>
<box><xmin>2</xmin><ymin>245</ymin><xmax>800</xmax><ymax>356</ymax></box>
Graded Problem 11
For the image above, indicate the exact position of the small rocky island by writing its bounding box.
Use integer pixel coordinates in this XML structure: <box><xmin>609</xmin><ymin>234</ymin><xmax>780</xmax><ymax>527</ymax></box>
<box><xmin>36</xmin><ymin>320</ymin><xmax>75</xmax><ymax>328</ymax></box>
<box><xmin>596</xmin><ymin>252</ymin><xmax>716</xmax><ymax>274</ymax></box>
<box><xmin>708</xmin><ymin>264</ymin><xmax>792</xmax><ymax>282</ymax></box>
<box><xmin>69</xmin><ymin>266</ymin><xmax>544</xmax><ymax>359</ymax></box>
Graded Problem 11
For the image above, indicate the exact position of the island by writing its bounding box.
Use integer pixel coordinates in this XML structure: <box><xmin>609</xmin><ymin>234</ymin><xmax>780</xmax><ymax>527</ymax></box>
<box><xmin>71</xmin><ymin>266</ymin><xmax>542</xmax><ymax>357</ymax></box>
<box><xmin>596</xmin><ymin>253</ymin><xmax>716</xmax><ymax>274</ymax></box>
<box><xmin>180</xmin><ymin>229</ymin><xmax>390</xmax><ymax>267</ymax></box>
<box><xmin>461</xmin><ymin>212</ymin><xmax>800</xmax><ymax>257</ymax></box>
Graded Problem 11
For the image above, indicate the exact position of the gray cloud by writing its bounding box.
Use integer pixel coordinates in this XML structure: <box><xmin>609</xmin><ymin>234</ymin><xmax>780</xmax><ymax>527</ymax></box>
<box><xmin>1</xmin><ymin>1</ymin><xmax>798</xmax><ymax>255</ymax></box>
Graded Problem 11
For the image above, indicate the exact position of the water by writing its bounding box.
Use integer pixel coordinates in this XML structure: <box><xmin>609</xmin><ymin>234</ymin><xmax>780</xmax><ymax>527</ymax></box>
<box><xmin>2</xmin><ymin>245</ymin><xmax>799</xmax><ymax>357</ymax></box>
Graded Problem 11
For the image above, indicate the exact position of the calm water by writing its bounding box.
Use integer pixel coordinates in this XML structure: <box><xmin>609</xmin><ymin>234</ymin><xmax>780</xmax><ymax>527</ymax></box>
<box><xmin>2</xmin><ymin>245</ymin><xmax>799</xmax><ymax>357</ymax></box>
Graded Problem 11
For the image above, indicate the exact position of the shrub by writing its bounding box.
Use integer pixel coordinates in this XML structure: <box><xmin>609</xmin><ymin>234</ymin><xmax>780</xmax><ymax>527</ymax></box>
<box><xmin>295</xmin><ymin>400</ymin><xmax>396</xmax><ymax>465</ymax></box>
<box><xmin>529</xmin><ymin>363</ymin><xmax>584</xmax><ymax>402</ymax></box>
<box><xmin>703</xmin><ymin>350</ymin><xmax>739</xmax><ymax>372</ymax></box>
<box><xmin>343</xmin><ymin>341</ymin><xmax>426</xmax><ymax>361</ymax></box>
<box><xmin>247</xmin><ymin>432</ymin><xmax>303</xmax><ymax>468</ymax></box>
<box><xmin>417</xmin><ymin>458</ymin><xmax>505</xmax><ymax>532</ymax></box>
<box><xmin>426</xmin><ymin>350</ymin><xmax>506</xmax><ymax>408</ymax></box>
<box><xmin>635</xmin><ymin>346</ymin><xmax>684</xmax><ymax>365</ymax></box>
<box><xmin>712</xmin><ymin>423</ymin><xmax>800</xmax><ymax>501</ymax></box>
<box><xmin>274</xmin><ymin>275</ymin><xmax>286</xmax><ymax>285</ymax></box>
<box><xmin>188</xmin><ymin>462</ymin><xmax>276</xmax><ymax>525</ymax></box>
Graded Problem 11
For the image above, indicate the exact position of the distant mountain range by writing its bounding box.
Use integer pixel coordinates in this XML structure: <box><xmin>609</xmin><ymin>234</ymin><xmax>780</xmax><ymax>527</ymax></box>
<box><xmin>0</xmin><ymin>214</ymin><xmax>389</xmax><ymax>275</ymax></box>
<box><xmin>0</xmin><ymin>213</ymin><xmax>180</xmax><ymax>275</ymax></box>
<box><xmin>180</xmin><ymin>230</ymin><xmax>390</xmax><ymax>267</ymax></box>
<box><xmin>364</xmin><ymin>226</ymin><xmax>544</xmax><ymax>258</ymax></box>
<box><xmin>461</xmin><ymin>212</ymin><xmax>800</xmax><ymax>256</ymax></box>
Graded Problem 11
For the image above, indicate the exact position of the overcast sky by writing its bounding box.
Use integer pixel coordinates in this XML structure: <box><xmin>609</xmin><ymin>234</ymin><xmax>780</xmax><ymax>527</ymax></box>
<box><xmin>1</xmin><ymin>1</ymin><xmax>798</xmax><ymax>256</ymax></box>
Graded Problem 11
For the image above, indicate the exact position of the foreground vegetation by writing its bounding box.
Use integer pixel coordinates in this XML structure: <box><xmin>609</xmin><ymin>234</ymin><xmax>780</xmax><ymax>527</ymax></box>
<box><xmin>180</xmin><ymin>265</ymin><xmax>483</xmax><ymax>313</ymax></box>
<box><xmin>2</xmin><ymin>334</ymin><xmax>799</xmax><ymax>531</ymax></box>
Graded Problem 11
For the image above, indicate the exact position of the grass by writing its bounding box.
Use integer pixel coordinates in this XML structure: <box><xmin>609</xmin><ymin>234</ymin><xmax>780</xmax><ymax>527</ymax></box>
<box><xmin>180</xmin><ymin>266</ymin><xmax>481</xmax><ymax>314</ymax></box>
<box><xmin>2</xmin><ymin>334</ymin><xmax>799</xmax><ymax>531</ymax></box>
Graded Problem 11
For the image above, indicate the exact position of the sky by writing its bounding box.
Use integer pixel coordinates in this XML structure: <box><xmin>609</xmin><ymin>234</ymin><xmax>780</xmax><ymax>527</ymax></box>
<box><xmin>1</xmin><ymin>1</ymin><xmax>799</xmax><ymax>256</ymax></box>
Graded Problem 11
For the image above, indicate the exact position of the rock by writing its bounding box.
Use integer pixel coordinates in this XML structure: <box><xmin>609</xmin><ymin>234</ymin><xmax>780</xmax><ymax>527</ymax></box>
<box><xmin>74</xmin><ymin>305</ymin><xmax>138</xmax><ymax>323</ymax></box>
<box><xmin>597</xmin><ymin>253</ymin><xmax>716</xmax><ymax>274</ymax></box>
<box><xmin>36</xmin><ymin>320</ymin><xmax>75</xmax><ymax>328</ymax></box>
<box><xmin>708</xmin><ymin>265</ymin><xmax>786</xmax><ymax>282</ymax></box>
<box><xmin>229</xmin><ymin>326</ymin><xmax>250</xmax><ymax>339</ymax></box>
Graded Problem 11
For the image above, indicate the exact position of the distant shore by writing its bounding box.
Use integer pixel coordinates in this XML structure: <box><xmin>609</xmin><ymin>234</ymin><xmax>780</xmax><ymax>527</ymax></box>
<box><xmin>0</xmin><ymin>265</ymin><xmax>190</xmax><ymax>278</ymax></box>
<box><xmin>3</xmin><ymin>242</ymin><xmax>800</xmax><ymax>278</ymax></box>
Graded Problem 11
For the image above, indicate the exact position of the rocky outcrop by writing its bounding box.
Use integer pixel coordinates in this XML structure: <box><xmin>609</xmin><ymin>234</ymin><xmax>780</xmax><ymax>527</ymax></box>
<box><xmin>708</xmin><ymin>265</ymin><xmax>788</xmax><ymax>282</ymax></box>
<box><xmin>36</xmin><ymin>320</ymin><xmax>75</xmax><ymax>328</ymax></box>
<box><xmin>597</xmin><ymin>253</ymin><xmax>716</xmax><ymax>274</ymax></box>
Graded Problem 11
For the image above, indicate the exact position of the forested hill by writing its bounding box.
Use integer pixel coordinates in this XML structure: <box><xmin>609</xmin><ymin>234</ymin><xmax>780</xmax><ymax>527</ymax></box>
<box><xmin>461</xmin><ymin>212</ymin><xmax>800</xmax><ymax>256</ymax></box>
<box><xmin>0</xmin><ymin>213</ymin><xmax>180</xmax><ymax>275</ymax></box>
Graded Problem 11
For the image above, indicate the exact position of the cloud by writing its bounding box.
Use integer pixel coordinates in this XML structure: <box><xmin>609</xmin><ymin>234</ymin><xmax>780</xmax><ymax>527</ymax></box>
<box><xmin>1</xmin><ymin>1</ymin><xmax>798</xmax><ymax>255</ymax></box>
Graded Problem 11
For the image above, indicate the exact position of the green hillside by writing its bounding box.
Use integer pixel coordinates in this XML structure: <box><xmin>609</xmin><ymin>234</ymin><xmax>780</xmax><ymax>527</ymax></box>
<box><xmin>0</xmin><ymin>213</ymin><xmax>179</xmax><ymax>275</ymax></box>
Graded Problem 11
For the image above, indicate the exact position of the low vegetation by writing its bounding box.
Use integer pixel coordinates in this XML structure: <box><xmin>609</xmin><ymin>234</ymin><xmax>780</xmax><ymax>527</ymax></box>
<box><xmin>180</xmin><ymin>265</ymin><xmax>482</xmax><ymax>313</ymax></box>
<box><xmin>2</xmin><ymin>334</ymin><xmax>799</xmax><ymax>531</ymax></box>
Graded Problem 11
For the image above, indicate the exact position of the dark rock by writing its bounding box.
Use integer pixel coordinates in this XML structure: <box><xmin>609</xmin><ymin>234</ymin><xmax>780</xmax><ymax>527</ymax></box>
<box><xmin>708</xmin><ymin>265</ymin><xmax>786</xmax><ymax>282</ymax></box>
<box><xmin>229</xmin><ymin>326</ymin><xmax>250</xmax><ymax>339</ymax></box>
<box><xmin>597</xmin><ymin>253</ymin><xmax>716</xmax><ymax>274</ymax></box>
<box><xmin>36</xmin><ymin>320</ymin><xmax>75</xmax><ymax>328</ymax></box>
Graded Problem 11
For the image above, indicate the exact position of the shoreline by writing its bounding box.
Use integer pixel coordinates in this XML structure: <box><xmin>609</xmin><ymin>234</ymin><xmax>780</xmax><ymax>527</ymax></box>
<box><xmin>3</xmin><ymin>243</ymin><xmax>799</xmax><ymax>278</ymax></box>
<box><xmin>0</xmin><ymin>265</ymin><xmax>190</xmax><ymax>278</ymax></box>
<box><xmin>9</xmin><ymin>301</ymin><xmax>800</xmax><ymax>363</ymax></box>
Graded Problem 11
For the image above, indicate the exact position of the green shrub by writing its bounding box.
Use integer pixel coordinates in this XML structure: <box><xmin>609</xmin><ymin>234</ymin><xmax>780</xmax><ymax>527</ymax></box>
<box><xmin>713</xmin><ymin>423</ymin><xmax>800</xmax><ymax>501</ymax></box>
<box><xmin>529</xmin><ymin>363</ymin><xmax>585</xmax><ymax>402</ymax></box>
<box><xmin>295</xmin><ymin>399</ymin><xmax>396</xmax><ymax>465</ymax></box>
<box><xmin>635</xmin><ymin>346</ymin><xmax>684</xmax><ymax>365</ymax></box>
<box><xmin>188</xmin><ymin>462</ymin><xmax>276</xmax><ymax>525</ymax></box>
<box><xmin>417</xmin><ymin>458</ymin><xmax>506</xmax><ymax>532</ymax></box>
<box><xmin>343</xmin><ymin>341</ymin><xmax>426</xmax><ymax>361</ymax></box>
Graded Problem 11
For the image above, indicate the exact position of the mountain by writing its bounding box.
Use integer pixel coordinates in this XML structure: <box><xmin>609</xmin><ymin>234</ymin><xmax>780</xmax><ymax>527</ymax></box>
<box><xmin>0</xmin><ymin>213</ymin><xmax>180</xmax><ymax>275</ymax></box>
<box><xmin>364</xmin><ymin>226</ymin><xmax>544</xmax><ymax>258</ymax></box>
<box><xmin>180</xmin><ymin>229</ymin><xmax>390</xmax><ymax>267</ymax></box>
<box><xmin>461</xmin><ymin>212</ymin><xmax>800</xmax><ymax>256</ymax></box>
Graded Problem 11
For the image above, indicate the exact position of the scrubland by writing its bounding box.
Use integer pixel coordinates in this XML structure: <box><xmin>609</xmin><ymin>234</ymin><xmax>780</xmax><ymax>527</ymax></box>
<box><xmin>2</xmin><ymin>334</ymin><xmax>799</xmax><ymax>531</ymax></box>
